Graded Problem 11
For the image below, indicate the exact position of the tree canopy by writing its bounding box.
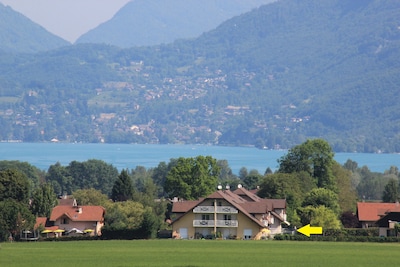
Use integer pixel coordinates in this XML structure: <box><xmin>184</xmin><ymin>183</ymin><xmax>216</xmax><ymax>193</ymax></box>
<box><xmin>111</xmin><ymin>169</ymin><xmax>134</xmax><ymax>202</ymax></box>
<box><xmin>30</xmin><ymin>183</ymin><xmax>57</xmax><ymax>217</ymax></box>
<box><xmin>45</xmin><ymin>160</ymin><xmax>119</xmax><ymax>196</ymax></box>
<box><xmin>278</xmin><ymin>139</ymin><xmax>336</xmax><ymax>191</ymax></box>
<box><xmin>164</xmin><ymin>156</ymin><xmax>220</xmax><ymax>200</ymax></box>
<box><xmin>382</xmin><ymin>178</ymin><xmax>399</xmax><ymax>203</ymax></box>
<box><xmin>0</xmin><ymin>169</ymin><xmax>35</xmax><ymax>241</ymax></box>
<box><xmin>0</xmin><ymin>169</ymin><xmax>30</xmax><ymax>203</ymax></box>
<box><xmin>259</xmin><ymin>139</ymin><xmax>354</xmax><ymax>228</ymax></box>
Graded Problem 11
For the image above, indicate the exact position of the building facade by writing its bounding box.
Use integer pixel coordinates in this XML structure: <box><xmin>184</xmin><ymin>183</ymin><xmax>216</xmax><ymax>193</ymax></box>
<box><xmin>171</xmin><ymin>187</ymin><xmax>288</xmax><ymax>240</ymax></box>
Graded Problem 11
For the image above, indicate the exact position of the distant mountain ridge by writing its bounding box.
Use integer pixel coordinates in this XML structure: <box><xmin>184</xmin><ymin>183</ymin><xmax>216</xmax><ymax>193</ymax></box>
<box><xmin>76</xmin><ymin>0</ymin><xmax>275</xmax><ymax>47</ymax></box>
<box><xmin>0</xmin><ymin>3</ymin><xmax>70</xmax><ymax>53</ymax></box>
<box><xmin>0</xmin><ymin>0</ymin><xmax>399</xmax><ymax>152</ymax></box>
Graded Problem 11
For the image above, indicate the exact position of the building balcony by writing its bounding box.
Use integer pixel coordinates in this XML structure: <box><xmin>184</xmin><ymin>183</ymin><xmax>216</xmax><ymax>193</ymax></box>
<box><xmin>193</xmin><ymin>206</ymin><xmax>238</xmax><ymax>214</ymax></box>
<box><xmin>193</xmin><ymin>220</ymin><xmax>238</xmax><ymax>227</ymax></box>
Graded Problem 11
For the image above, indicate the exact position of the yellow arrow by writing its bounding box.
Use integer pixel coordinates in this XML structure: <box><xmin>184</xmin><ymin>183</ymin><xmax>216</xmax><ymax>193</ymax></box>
<box><xmin>297</xmin><ymin>224</ymin><xmax>323</xmax><ymax>237</ymax></box>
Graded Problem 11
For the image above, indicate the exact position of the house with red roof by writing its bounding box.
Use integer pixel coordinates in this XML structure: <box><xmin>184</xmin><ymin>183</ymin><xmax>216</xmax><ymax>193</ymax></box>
<box><xmin>376</xmin><ymin>208</ymin><xmax>400</xmax><ymax>237</ymax></box>
<box><xmin>170</xmin><ymin>186</ymin><xmax>288</xmax><ymax>240</ymax></box>
<box><xmin>37</xmin><ymin>197</ymin><xmax>105</xmax><ymax>237</ymax></box>
<box><xmin>356</xmin><ymin>202</ymin><xmax>399</xmax><ymax>228</ymax></box>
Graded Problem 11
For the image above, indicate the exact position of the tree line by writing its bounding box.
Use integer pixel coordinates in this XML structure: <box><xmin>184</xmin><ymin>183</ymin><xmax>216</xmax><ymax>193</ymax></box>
<box><xmin>1</xmin><ymin>139</ymin><xmax>400</xmax><ymax>241</ymax></box>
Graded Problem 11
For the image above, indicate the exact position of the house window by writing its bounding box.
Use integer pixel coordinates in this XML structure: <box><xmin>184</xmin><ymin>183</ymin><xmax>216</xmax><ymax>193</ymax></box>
<box><xmin>62</xmin><ymin>218</ymin><xmax>69</xmax><ymax>224</ymax></box>
<box><xmin>202</xmin><ymin>214</ymin><xmax>210</xmax><ymax>221</ymax></box>
<box><xmin>224</xmin><ymin>215</ymin><xmax>231</xmax><ymax>221</ymax></box>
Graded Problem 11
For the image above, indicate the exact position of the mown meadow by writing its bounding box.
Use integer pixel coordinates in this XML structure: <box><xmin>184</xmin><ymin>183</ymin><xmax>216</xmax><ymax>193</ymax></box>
<box><xmin>1</xmin><ymin>240</ymin><xmax>399</xmax><ymax>267</ymax></box>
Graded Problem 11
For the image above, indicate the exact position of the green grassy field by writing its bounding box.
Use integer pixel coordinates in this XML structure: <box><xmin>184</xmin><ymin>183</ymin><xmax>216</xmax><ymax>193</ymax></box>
<box><xmin>1</xmin><ymin>240</ymin><xmax>399</xmax><ymax>267</ymax></box>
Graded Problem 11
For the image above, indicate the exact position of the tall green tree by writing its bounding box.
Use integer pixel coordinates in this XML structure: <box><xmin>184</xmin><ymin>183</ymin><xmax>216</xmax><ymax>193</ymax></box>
<box><xmin>302</xmin><ymin>188</ymin><xmax>340</xmax><ymax>215</ymax></box>
<box><xmin>278</xmin><ymin>139</ymin><xmax>336</xmax><ymax>190</ymax></box>
<box><xmin>0</xmin><ymin>200</ymin><xmax>35</xmax><ymax>241</ymax></box>
<box><xmin>264</xmin><ymin>167</ymin><xmax>273</xmax><ymax>175</ymax></box>
<box><xmin>111</xmin><ymin>169</ymin><xmax>134</xmax><ymax>202</ymax></box>
<box><xmin>242</xmin><ymin>173</ymin><xmax>262</xmax><ymax>190</ymax></box>
<box><xmin>164</xmin><ymin>156</ymin><xmax>220</xmax><ymax>200</ymax></box>
<box><xmin>103</xmin><ymin>201</ymin><xmax>145</xmax><ymax>230</ymax></box>
<box><xmin>72</xmin><ymin>188</ymin><xmax>110</xmax><ymax>206</ymax></box>
<box><xmin>356</xmin><ymin>166</ymin><xmax>385</xmax><ymax>200</ymax></box>
<box><xmin>152</xmin><ymin>161</ymin><xmax>169</xmax><ymax>197</ymax></box>
<box><xmin>0</xmin><ymin>169</ymin><xmax>30</xmax><ymax>203</ymax></box>
<box><xmin>238</xmin><ymin>167</ymin><xmax>248</xmax><ymax>180</ymax></box>
<box><xmin>217</xmin><ymin>159</ymin><xmax>239</xmax><ymax>189</ymax></box>
<box><xmin>384</xmin><ymin>166</ymin><xmax>399</xmax><ymax>177</ymax></box>
<box><xmin>217</xmin><ymin>160</ymin><xmax>238</xmax><ymax>182</ymax></box>
<box><xmin>30</xmin><ymin>183</ymin><xmax>57</xmax><ymax>217</ymax></box>
<box><xmin>332</xmin><ymin>162</ymin><xmax>357</xmax><ymax>212</ymax></box>
<box><xmin>382</xmin><ymin>178</ymin><xmax>399</xmax><ymax>203</ymax></box>
<box><xmin>0</xmin><ymin>160</ymin><xmax>44</xmax><ymax>189</ymax></box>
<box><xmin>138</xmin><ymin>207</ymin><xmax>160</xmax><ymax>239</ymax></box>
<box><xmin>67</xmin><ymin>159</ymin><xmax>119</xmax><ymax>195</ymax></box>
<box><xmin>298</xmin><ymin>205</ymin><xmax>341</xmax><ymax>230</ymax></box>
<box><xmin>0</xmin><ymin>169</ymin><xmax>34</xmax><ymax>241</ymax></box>
<box><xmin>45</xmin><ymin>162</ymin><xmax>72</xmax><ymax>196</ymax></box>
<box><xmin>151</xmin><ymin>159</ymin><xmax>179</xmax><ymax>198</ymax></box>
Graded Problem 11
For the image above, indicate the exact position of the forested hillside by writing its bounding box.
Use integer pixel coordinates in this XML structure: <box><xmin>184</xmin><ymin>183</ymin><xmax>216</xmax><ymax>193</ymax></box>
<box><xmin>0</xmin><ymin>0</ymin><xmax>399</xmax><ymax>152</ymax></box>
<box><xmin>0</xmin><ymin>3</ymin><xmax>70</xmax><ymax>53</ymax></box>
<box><xmin>76</xmin><ymin>0</ymin><xmax>275</xmax><ymax>47</ymax></box>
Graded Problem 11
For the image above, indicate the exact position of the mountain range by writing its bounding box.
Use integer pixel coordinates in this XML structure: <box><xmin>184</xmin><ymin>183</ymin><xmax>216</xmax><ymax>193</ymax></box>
<box><xmin>0</xmin><ymin>0</ymin><xmax>399</xmax><ymax>153</ymax></box>
<box><xmin>0</xmin><ymin>3</ymin><xmax>69</xmax><ymax>53</ymax></box>
<box><xmin>0</xmin><ymin>0</ymin><xmax>275</xmax><ymax>51</ymax></box>
<box><xmin>76</xmin><ymin>0</ymin><xmax>275</xmax><ymax>47</ymax></box>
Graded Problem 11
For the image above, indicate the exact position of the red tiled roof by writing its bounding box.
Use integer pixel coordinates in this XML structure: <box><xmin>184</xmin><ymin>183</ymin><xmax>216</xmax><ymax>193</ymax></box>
<box><xmin>172</xmin><ymin>200</ymin><xmax>201</xmax><ymax>213</ymax></box>
<box><xmin>58</xmin><ymin>198</ymin><xmax>76</xmax><ymax>206</ymax></box>
<box><xmin>35</xmin><ymin>217</ymin><xmax>48</xmax><ymax>229</ymax></box>
<box><xmin>50</xmin><ymin>205</ymin><xmax>105</xmax><ymax>222</ymax></box>
<box><xmin>233</xmin><ymin>187</ymin><xmax>262</xmax><ymax>202</ymax></box>
<box><xmin>357</xmin><ymin>202</ymin><xmax>399</xmax><ymax>221</ymax></box>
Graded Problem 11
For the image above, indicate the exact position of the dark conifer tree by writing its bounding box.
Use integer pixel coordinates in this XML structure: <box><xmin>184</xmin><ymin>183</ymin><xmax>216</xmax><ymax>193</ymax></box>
<box><xmin>111</xmin><ymin>169</ymin><xmax>134</xmax><ymax>202</ymax></box>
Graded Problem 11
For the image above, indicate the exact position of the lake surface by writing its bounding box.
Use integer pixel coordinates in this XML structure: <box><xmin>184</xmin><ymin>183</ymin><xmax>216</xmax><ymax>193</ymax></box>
<box><xmin>1</xmin><ymin>142</ymin><xmax>399</xmax><ymax>174</ymax></box>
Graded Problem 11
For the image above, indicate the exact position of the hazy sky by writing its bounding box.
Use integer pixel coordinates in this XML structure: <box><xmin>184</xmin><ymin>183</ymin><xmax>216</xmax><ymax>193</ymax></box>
<box><xmin>0</xmin><ymin>0</ymin><xmax>131</xmax><ymax>42</ymax></box>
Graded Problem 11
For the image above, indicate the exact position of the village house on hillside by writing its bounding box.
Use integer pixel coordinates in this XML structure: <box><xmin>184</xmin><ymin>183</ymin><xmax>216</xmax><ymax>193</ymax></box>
<box><xmin>36</xmin><ymin>197</ymin><xmax>105</xmax><ymax>237</ymax></box>
<box><xmin>170</xmin><ymin>186</ymin><xmax>288</xmax><ymax>240</ymax></box>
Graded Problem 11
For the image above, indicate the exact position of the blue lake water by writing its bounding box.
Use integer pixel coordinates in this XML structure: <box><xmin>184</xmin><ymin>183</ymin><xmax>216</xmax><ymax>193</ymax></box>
<box><xmin>0</xmin><ymin>142</ymin><xmax>399</xmax><ymax>175</ymax></box>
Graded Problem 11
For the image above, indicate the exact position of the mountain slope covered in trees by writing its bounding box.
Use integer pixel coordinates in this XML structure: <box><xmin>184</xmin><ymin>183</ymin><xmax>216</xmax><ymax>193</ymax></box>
<box><xmin>76</xmin><ymin>0</ymin><xmax>275</xmax><ymax>47</ymax></box>
<box><xmin>0</xmin><ymin>3</ymin><xmax>70</xmax><ymax>53</ymax></box>
<box><xmin>0</xmin><ymin>0</ymin><xmax>399</xmax><ymax>152</ymax></box>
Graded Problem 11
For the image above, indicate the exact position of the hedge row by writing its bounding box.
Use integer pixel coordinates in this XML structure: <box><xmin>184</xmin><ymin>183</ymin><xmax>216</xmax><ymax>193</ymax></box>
<box><xmin>100</xmin><ymin>228</ymin><xmax>150</xmax><ymax>240</ymax></box>
<box><xmin>274</xmin><ymin>227</ymin><xmax>400</xmax><ymax>242</ymax></box>
<box><xmin>322</xmin><ymin>228</ymin><xmax>379</xmax><ymax>237</ymax></box>
<box><xmin>40</xmin><ymin>229</ymin><xmax>151</xmax><ymax>241</ymax></box>
<box><xmin>42</xmin><ymin>236</ymin><xmax>100</xmax><ymax>242</ymax></box>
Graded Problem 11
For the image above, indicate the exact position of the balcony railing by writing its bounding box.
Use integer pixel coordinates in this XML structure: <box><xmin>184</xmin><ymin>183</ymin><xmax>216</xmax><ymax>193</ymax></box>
<box><xmin>216</xmin><ymin>206</ymin><xmax>238</xmax><ymax>214</ymax></box>
<box><xmin>193</xmin><ymin>220</ymin><xmax>238</xmax><ymax>227</ymax></box>
<box><xmin>193</xmin><ymin>206</ymin><xmax>214</xmax><ymax>213</ymax></box>
<box><xmin>217</xmin><ymin>220</ymin><xmax>238</xmax><ymax>227</ymax></box>
<box><xmin>193</xmin><ymin>206</ymin><xmax>238</xmax><ymax>214</ymax></box>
